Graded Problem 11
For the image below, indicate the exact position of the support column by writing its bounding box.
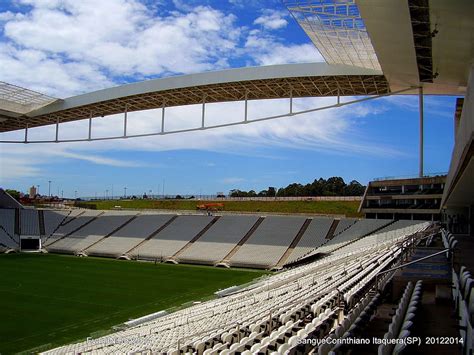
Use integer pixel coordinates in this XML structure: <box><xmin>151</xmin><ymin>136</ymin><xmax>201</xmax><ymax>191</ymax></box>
<box><xmin>88</xmin><ymin>114</ymin><xmax>92</xmax><ymax>140</ymax></box>
<box><xmin>123</xmin><ymin>104</ymin><xmax>128</xmax><ymax>137</ymax></box>
<box><xmin>55</xmin><ymin>118</ymin><xmax>60</xmax><ymax>142</ymax></box>
<box><xmin>161</xmin><ymin>103</ymin><xmax>165</xmax><ymax>133</ymax></box>
<box><xmin>419</xmin><ymin>87</ymin><xmax>424</xmax><ymax>177</ymax></box>
<box><xmin>201</xmin><ymin>96</ymin><xmax>206</xmax><ymax>129</ymax></box>
<box><xmin>244</xmin><ymin>90</ymin><xmax>248</xmax><ymax>123</ymax></box>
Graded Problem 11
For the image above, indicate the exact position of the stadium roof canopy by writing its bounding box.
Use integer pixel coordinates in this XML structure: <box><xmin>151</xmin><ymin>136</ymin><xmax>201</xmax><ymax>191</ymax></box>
<box><xmin>1</xmin><ymin>0</ymin><xmax>472</xmax><ymax>136</ymax></box>
<box><xmin>0</xmin><ymin>82</ymin><xmax>58</xmax><ymax>118</ymax></box>
<box><xmin>285</xmin><ymin>0</ymin><xmax>473</xmax><ymax>95</ymax></box>
<box><xmin>284</xmin><ymin>0</ymin><xmax>381</xmax><ymax>71</ymax></box>
<box><xmin>0</xmin><ymin>63</ymin><xmax>388</xmax><ymax>133</ymax></box>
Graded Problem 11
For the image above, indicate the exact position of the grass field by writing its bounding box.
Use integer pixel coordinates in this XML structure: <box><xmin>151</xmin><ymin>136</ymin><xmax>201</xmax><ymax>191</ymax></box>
<box><xmin>78</xmin><ymin>199</ymin><xmax>363</xmax><ymax>217</ymax></box>
<box><xmin>0</xmin><ymin>254</ymin><xmax>266</xmax><ymax>354</ymax></box>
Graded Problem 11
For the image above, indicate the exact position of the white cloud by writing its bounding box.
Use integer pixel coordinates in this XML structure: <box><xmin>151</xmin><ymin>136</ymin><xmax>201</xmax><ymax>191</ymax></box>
<box><xmin>245</xmin><ymin>29</ymin><xmax>323</xmax><ymax>65</ymax></box>
<box><xmin>0</xmin><ymin>1</ymin><xmax>242</xmax><ymax>95</ymax></box>
<box><xmin>254</xmin><ymin>9</ymin><xmax>288</xmax><ymax>30</ymax></box>
<box><xmin>0</xmin><ymin>43</ymin><xmax>113</xmax><ymax>97</ymax></box>
<box><xmin>0</xmin><ymin>156</ymin><xmax>41</xmax><ymax>180</ymax></box>
<box><xmin>0</xmin><ymin>96</ymin><xmax>404</xmax><ymax>183</ymax></box>
<box><xmin>0</xmin><ymin>1</ymin><xmax>325</xmax><ymax>97</ymax></box>
<box><xmin>0</xmin><ymin>0</ymin><xmax>402</xmax><ymax>184</ymax></box>
<box><xmin>381</xmin><ymin>96</ymin><xmax>454</xmax><ymax>119</ymax></box>
<box><xmin>0</xmin><ymin>142</ymin><xmax>146</xmax><ymax>182</ymax></box>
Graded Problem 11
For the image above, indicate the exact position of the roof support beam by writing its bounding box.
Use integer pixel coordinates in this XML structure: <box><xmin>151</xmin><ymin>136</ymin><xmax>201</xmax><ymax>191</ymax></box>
<box><xmin>161</xmin><ymin>104</ymin><xmax>165</xmax><ymax>133</ymax></box>
<box><xmin>123</xmin><ymin>104</ymin><xmax>128</xmax><ymax>138</ymax></box>
<box><xmin>201</xmin><ymin>96</ymin><xmax>206</xmax><ymax>129</ymax></box>
<box><xmin>419</xmin><ymin>86</ymin><xmax>424</xmax><ymax>178</ymax></box>
<box><xmin>0</xmin><ymin>86</ymin><xmax>414</xmax><ymax>144</ymax></box>
<box><xmin>55</xmin><ymin>118</ymin><xmax>59</xmax><ymax>142</ymax></box>
<box><xmin>88</xmin><ymin>113</ymin><xmax>92</xmax><ymax>140</ymax></box>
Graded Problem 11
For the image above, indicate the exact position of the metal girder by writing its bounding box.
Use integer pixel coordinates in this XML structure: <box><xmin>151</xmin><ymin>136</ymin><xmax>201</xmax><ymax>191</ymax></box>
<box><xmin>0</xmin><ymin>86</ymin><xmax>414</xmax><ymax>144</ymax></box>
<box><xmin>284</xmin><ymin>0</ymin><xmax>381</xmax><ymax>71</ymax></box>
<box><xmin>0</xmin><ymin>72</ymin><xmax>388</xmax><ymax>133</ymax></box>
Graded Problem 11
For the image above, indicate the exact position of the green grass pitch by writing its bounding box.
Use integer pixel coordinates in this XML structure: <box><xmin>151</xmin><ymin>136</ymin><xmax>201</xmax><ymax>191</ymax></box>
<box><xmin>0</xmin><ymin>253</ymin><xmax>267</xmax><ymax>354</ymax></box>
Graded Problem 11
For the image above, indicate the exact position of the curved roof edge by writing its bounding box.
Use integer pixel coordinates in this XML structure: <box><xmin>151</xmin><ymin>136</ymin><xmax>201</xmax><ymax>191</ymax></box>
<box><xmin>29</xmin><ymin>63</ymin><xmax>383</xmax><ymax>117</ymax></box>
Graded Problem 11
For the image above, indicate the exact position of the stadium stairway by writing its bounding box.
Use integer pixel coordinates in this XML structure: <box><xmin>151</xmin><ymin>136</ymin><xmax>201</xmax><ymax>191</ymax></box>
<box><xmin>216</xmin><ymin>216</ymin><xmax>265</xmax><ymax>267</ymax></box>
<box><xmin>0</xmin><ymin>225</ymin><xmax>18</xmax><ymax>249</ymax></box>
<box><xmin>274</xmin><ymin>218</ymin><xmax>312</xmax><ymax>269</ymax></box>
<box><xmin>325</xmin><ymin>219</ymin><xmax>340</xmax><ymax>240</ymax></box>
<box><xmin>38</xmin><ymin>210</ymin><xmax>45</xmax><ymax>237</ymax></box>
<box><xmin>345</xmin><ymin>237</ymin><xmax>459</xmax><ymax>355</ymax></box>
<box><xmin>452</xmin><ymin>235</ymin><xmax>474</xmax><ymax>276</ymax></box>
<box><xmin>14</xmin><ymin>208</ymin><xmax>20</xmax><ymax>235</ymax></box>
<box><xmin>60</xmin><ymin>209</ymin><xmax>85</xmax><ymax>226</ymax></box>
<box><xmin>44</xmin><ymin>211</ymin><xmax>105</xmax><ymax>247</ymax></box>
<box><xmin>169</xmin><ymin>216</ymin><xmax>221</xmax><ymax>262</ymax></box>
<box><xmin>283</xmin><ymin>219</ymin><xmax>341</xmax><ymax>268</ymax></box>
<box><xmin>80</xmin><ymin>213</ymin><xmax>140</xmax><ymax>256</ymax></box>
<box><xmin>123</xmin><ymin>214</ymin><xmax>178</xmax><ymax>258</ymax></box>
<box><xmin>41</xmin><ymin>210</ymin><xmax>73</xmax><ymax>245</ymax></box>
<box><xmin>394</xmin><ymin>233</ymin><xmax>457</xmax><ymax>354</ymax></box>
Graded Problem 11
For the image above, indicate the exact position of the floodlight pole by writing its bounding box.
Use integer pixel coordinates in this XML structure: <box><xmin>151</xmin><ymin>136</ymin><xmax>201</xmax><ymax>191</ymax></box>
<box><xmin>419</xmin><ymin>87</ymin><xmax>424</xmax><ymax>178</ymax></box>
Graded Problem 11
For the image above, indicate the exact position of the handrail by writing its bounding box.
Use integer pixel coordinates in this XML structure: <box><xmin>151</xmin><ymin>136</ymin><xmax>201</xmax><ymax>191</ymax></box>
<box><xmin>374</xmin><ymin>248</ymin><xmax>450</xmax><ymax>292</ymax></box>
<box><xmin>376</xmin><ymin>248</ymin><xmax>450</xmax><ymax>277</ymax></box>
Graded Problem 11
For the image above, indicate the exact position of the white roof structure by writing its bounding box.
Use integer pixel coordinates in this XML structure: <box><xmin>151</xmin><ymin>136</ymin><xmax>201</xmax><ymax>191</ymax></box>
<box><xmin>286</xmin><ymin>0</ymin><xmax>473</xmax><ymax>95</ymax></box>
<box><xmin>0</xmin><ymin>0</ymin><xmax>472</xmax><ymax>136</ymax></box>
<box><xmin>284</xmin><ymin>0</ymin><xmax>381</xmax><ymax>71</ymax></box>
<box><xmin>0</xmin><ymin>63</ymin><xmax>387</xmax><ymax>133</ymax></box>
<box><xmin>0</xmin><ymin>82</ymin><xmax>58</xmax><ymax>122</ymax></box>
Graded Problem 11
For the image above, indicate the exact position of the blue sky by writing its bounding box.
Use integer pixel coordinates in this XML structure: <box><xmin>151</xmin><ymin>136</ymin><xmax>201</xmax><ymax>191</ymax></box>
<box><xmin>0</xmin><ymin>0</ymin><xmax>457</xmax><ymax>197</ymax></box>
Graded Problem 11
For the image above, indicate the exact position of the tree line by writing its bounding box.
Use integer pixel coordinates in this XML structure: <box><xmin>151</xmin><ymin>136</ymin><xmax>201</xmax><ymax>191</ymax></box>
<box><xmin>229</xmin><ymin>177</ymin><xmax>366</xmax><ymax>197</ymax></box>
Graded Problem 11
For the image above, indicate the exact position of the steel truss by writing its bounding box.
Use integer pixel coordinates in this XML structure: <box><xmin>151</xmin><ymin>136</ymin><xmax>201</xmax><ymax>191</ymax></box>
<box><xmin>284</xmin><ymin>0</ymin><xmax>381</xmax><ymax>71</ymax></box>
<box><xmin>0</xmin><ymin>86</ymin><xmax>416</xmax><ymax>144</ymax></box>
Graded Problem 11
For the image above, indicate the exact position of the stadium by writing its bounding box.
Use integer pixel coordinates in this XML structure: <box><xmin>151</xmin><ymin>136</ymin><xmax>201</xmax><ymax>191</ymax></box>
<box><xmin>0</xmin><ymin>0</ymin><xmax>473</xmax><ymax>354</ymax></box>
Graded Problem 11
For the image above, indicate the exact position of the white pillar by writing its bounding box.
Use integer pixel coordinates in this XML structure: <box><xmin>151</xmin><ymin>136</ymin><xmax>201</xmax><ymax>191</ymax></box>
<box><xmin>419</xmin><ymin>87</ymin><xmax>424</xmax><ymax>177</ymax></box>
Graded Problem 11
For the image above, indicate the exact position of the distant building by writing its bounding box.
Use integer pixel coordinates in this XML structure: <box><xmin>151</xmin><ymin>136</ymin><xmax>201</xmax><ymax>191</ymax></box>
<box><xmin>29</xmin><ymin>185</ymin><xmax>37</xmax><ymax>197</ymax></box>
